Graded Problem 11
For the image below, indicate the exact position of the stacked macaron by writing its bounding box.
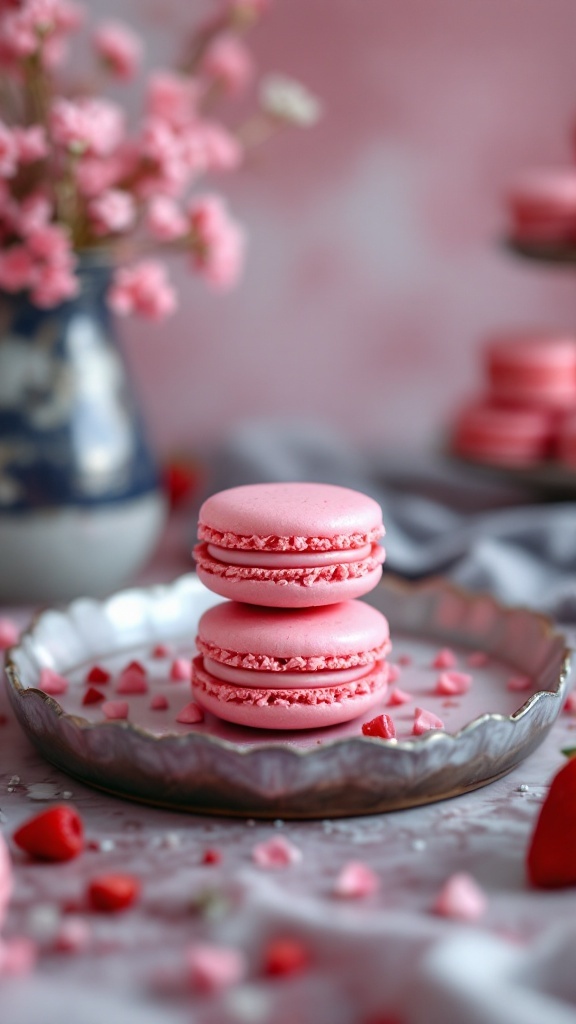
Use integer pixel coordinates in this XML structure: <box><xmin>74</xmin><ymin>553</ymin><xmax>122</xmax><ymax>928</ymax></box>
<box><xmin>451</xmin><ymin>332</ymin><xmax>576</xmax><ymax>469</ymax></box>
<box><xmin>192</xmin><ymin>482</ymin><xmax>391</xmax><ymax>730</ymax></box>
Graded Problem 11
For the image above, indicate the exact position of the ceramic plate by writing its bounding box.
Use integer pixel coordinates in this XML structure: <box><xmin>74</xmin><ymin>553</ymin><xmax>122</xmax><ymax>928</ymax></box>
<box><xmin>4</xmin><ymin>574</ymin><xmax>571</xmax><ymax>818</ymax></box>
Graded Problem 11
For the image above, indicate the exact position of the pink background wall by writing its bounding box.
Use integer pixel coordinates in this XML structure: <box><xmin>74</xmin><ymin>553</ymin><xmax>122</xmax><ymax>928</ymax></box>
<box><xmin>115</xmin><ymin>0</ymin><xmax>576</xmax><ymax>459</ymax></box>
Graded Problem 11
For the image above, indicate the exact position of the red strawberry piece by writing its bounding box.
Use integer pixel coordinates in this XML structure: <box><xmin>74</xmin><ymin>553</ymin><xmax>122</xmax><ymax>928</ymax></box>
<box><xmin>170</xmin><ymin>657</ymin><xmax>191</xmax><ymax>682</ymax></box>
<box><xmin>176</xmin><ymin>702</ymin><xmax>204</xmax><ymax>725</ymax></box>
<box><xmin>150</xmin><ymin>693</ymin><xmax>169</xmax><ymax>711</ymax></box>
<box><xmin>151</xmin><ymin>643</ymin><xmax>171</xmax><ymax>659</ymax></box>
<box><xmin>13</xmin><ymin>805</ymin><xmax>84</xmax><ymax>862</ymax></box>
<box><xmin>527</xmin><ymin>754</ymin><xmax>576</xmax><ymax>888</ymax></box>
<box><xmin>123</xmin><ymin>660</ymin><xmax>146</xmax><ymax>677</ymax></box>
<box><xmin>202</xmin><ymin>848</ymin><xmax>222</xmax><ymax>865</ymax></box>
<box><xmin>264</xmin><ymin>937</ymin><xmax>310</xmax><ymax>977</ymax></box>
<box><xmin>82</xmin><ymin>686</ymin><xmax>106</xmax><ymax>706</ymax></box>
<box><xmin>87</xmin><ymin>873</ymin><xmax>140</xmax><ymax>912</ymax></box>
<box><xmin>102</xmin><ymin>700</ymin><xmax>129</xmax><ymax>721</ymax></box>
<box><xmin>116</xmin><ymin>670</ymin><xmax>148</xmax><ymax>695</ymax></box>
<box><xmin>362</xmin><ymin>713</ymin><xmax>396</xmax><ymax>739</ymax></box>
<box><xmin>85</xmin><ymin>665</ymin><xmax>110</xmax><ymax>685</ymax></box>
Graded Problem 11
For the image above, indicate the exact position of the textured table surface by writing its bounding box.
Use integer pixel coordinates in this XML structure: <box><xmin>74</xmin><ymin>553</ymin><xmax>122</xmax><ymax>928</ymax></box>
<box><xmin>2</xmin><ymin>517</ymin><xmax>576</xmax><ymax>1024</ymax></box>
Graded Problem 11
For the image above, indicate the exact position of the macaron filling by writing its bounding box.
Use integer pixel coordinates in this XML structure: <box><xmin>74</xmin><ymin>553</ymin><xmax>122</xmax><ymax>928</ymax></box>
<box><xmin>192</xmin><ymin>656</ymin><xmax>387</xmax><ymax>707</ymax></box>
<box><xmin>194</xmin><ymin>542</ymin><xmax>385</xmax><ymax>586</ymax></box>
<box><xmin>195</xmin><ymin>636</ymin><xmax>391</xmax><ymax>672</ymax></box>
<box><xmin>202</xmin><ymin>656</ymin><xmax>383</xmax><ymax>689</ymax></box>
<box><xmin>197</xmin><ymin>525</ymin><xmax>384</xmax><ymax>552</ymax></box>
<box><xmin>206</xmin><ymin>543</ymin><xmax>374</xmax><ymax>568</ymax></box>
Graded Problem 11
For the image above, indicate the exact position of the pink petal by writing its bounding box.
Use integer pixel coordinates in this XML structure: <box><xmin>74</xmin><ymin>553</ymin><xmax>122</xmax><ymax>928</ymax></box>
<box><xmin>187</xmin><ymin>942</ymin><xmax>246</xmax><ymax>994</ymax></box>
<box><xmin>0</xmin><ymin>617</ymin><xmax>19</xmax><ymax>649</ymax></box>
<box><xmin>387</xmin><ymin>686</ymin><xmax>413</xmax><ymax>706</ymax></box>
<box><xmin>507</xmin><ymin>675</ymin><xmax>532</xmax><ymax>692</ymax></box>
<box><xmin>432</xmin><ymin>872</ymin><xmax>487</xmax><ymax>921</ymax></box>
<box><xmin>435</xmin><ymin>671</ymin><xmax>472</xmax><ymax>696</ymax></box>
<box><xmin>38</xmin><ymin>667</ymin><xmax>69</xmax><ymax>695</ymax></box>
<box><xmin>176</xmin><ymin>702</ymin><xmax>204</xmax><ymax>725</ymax></box>
<box><xmin>170</xmin><ymin>657</ymin><xmax>192</xmax><ymax>682</ymax></box>
<box><xmin>334</xmin><ymin>861</ymin><xmax>380</xmax><ymax>898</ymax></box>
<box><xmin>252</xmin><ymin>835</ymin><xmax>302</xmax><ymax>869</ymax></box>
<box><xmin>150</xmin><ymin>694</ymin><xmax>169</xmax><ymax>711</ymax></box>
<box><xmin>102</xmin><ymin>700</ymin><xmax>129</xmax><ymax>720</ymax></box>
<box><xmin>413</xmin><ymin>707</ymin><xmax>444</xmax><ymax>735</ymax></box>
<box><xmin>432</xmin><ymin>647</ymin><xmax>457</xmax><ymax>670</ymax></box>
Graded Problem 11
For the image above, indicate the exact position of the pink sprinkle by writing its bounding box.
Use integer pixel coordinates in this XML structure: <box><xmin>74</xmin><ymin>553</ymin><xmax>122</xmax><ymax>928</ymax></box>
<box><xmin>432</xmin><ymin>872</ymin><xmax>487</xmax><ymax>922</ymax></box>
<box><xmin>432</xmin><ymin>648</ymin><xmax>457</xmax><ymax>670</ymax></box>
<box><xmin>102</xmin><ymin>700</ymin><xmax>129</xmax><ymax>720</ymax></box>
<box><xmin>386</xmin><ymin>663</ymin><xmax>401</xmax><ymax>684</ymax></box>
<box><xmin>150</xmin><ymin>694</ymin><xmax>169</xmax><ymax>711</ymax></box>
<box><xmin>0</xmin><ymin>937</ymin><xmax>37</xmax><ymax>977</ymax></box>
<box><xmin>387</xmin><ymin>686</ymin><xmax>413</xmax><ymax>706</ymax></box>
<box><xmin>176</xmin><ymin>702</ymin><xmax>204</xmax><ymax>725</ymax></box>
<box><xmin>85</xmin><ymin>665</ymin><xmax>111</xmax><ymax>685</ymax></box>
<box><xmin>54</xmin><ymin>916</ymin><xmax>91</xmax><ymax>953</ymax></box>
<box><xmin>0</xmin><ymin>617</ymin><xmax>19</xmax><ymax>650</ymax></box>
<box><xmin>334</xmin><ymin>861</ymin><xmax>380</xmax><ymax>898</ymax></box>
<box><xmin>187</xmin><ymin>942</ymin><xmax>246</xmax><ymax>994</ymax></box>
<box><xmin>170</xmin><ymin>657</ymin><xmax>192</xmax><ymax>682</ymax></box>
<box><xmin>362</xmin><ymin>714</ymin><xmax>396</xmax><ymax>739</ymax></box>
<box><xmin>252</xmin><ymin>835</ymin><xmax>302</xmax><ymax>869</ymax></box>
<box><xmin>38</xmin><ymin>667</ymin><xmax>68</xmax><ymax>696</ymax></box>
<box><xmin>397</xmin><ymin>653</ymin><xmax>412</xmax><ymax>666</ymax></box>
<box><xmin>413</xmin><ymin>707</ymin><xmax>445</xmax><ymax>735</ymax></box>
<box><xmin>151</xmin><ymin>643</ymin><xmax>171</xmax><ymax>658</ymax></box>
<box><xmin>467</xmin><ymin>651</ymin><xmax>489</xmax><ymax>668</ymax></box>
<box><xmin>116</xmin><ymin>669</ymin><xmax>149</xmax><ymax>695</ymax></box>
<box><xmin>435</xmin><ymin>671</ymin><xmax>472</xmax><ymax>696</ymax></box>
<box><xmin>507</xmin><ymin>675</ymin><xmax>532</xmax><ymax>692</ymax></box>
<box><xmin>564</xmin><ymin>691</ymin><xmax>576</xmax><ymax>714</ymax></box>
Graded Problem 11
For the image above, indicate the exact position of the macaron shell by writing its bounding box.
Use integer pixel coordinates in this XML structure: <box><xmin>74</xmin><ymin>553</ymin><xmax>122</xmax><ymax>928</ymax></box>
<box><xmin>191</xmin><ymin>658</ymin><xmax>388</xmax><ymax>730</ymax></box>
<box><xmin>195</xmin><ymin>599</ymin><xmax>390</xmax><ymax>667</ymax></box>
<box><xmin>197</xmin><ymin>482</ymin><xmax>384</xmax><ymax>551</ymax></box>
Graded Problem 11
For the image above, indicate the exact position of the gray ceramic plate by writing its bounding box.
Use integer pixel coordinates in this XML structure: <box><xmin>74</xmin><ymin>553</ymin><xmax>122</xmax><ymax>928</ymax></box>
<box><xmin>4</xmin><ymin>574</ymin><xmax>572</xmax><ymax>818</ymax></box>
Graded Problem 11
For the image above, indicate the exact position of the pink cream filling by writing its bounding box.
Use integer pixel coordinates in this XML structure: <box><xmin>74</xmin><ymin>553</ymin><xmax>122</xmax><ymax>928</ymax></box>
<box><xmin>197</xmin><ymin>525</ymin><xmax>384</xmax><ymax>552</ymax></box>
<box><xmin>195</xmin><ymin>637</ymin><xmax>391</xmax><ymax>672</ymax></box>
<box><xmin>206</xmin><ymin>542</ymin><xmax>373</xmax><ymax>568</ymax></box>
<box><xmin>202</xmin><ymin>656</ymin><xmax>378</xmax><ymax>689</ymax></box>
<box><xmin>192</xmin><ymin>657</ymin><xmax>387</xmax><ymax>707</ymax></box>
<box><xmin>193</xmin><ymin>543</ymin><xmax>385</xmax><ymax>585</ymax></box>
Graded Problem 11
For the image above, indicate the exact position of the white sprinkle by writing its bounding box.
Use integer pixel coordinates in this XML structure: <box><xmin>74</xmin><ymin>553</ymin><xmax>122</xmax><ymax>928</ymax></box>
<box><xmin>27</xmin><ymin>903</ymin><xmax>61</xmax><ymax>941</ymax></box>
<box><xmin>98</xmin><ymin>839</ymin><xmax>115</xmax><ymax>852</ymax></box>
<box><xmin>27</xmin><ymin>782</ymin><xmax>59</xmax><ymax>801</ymax></box>
<box><xmin>412</xmin><ymin>839</ymin><xmax>427</xmax><ymax>852</ymax></box>
<box><xmin>517</xmin><ymin>784</ymin><xmax>530</xmax><ymax>793</ymax></box>
<box><xmin>273</xmin><ymin>819</ymin><xmax>284</xmax><ymax>828</ymax></box>
<box><xmin>61</xmin><ymin>790</ymin><xmax>73</xmax><ymax>800</ymax></box>
<box><xmin>224</xmin><ymin>983</ymin><xmax>271</xmax><ymax>1023</ymax></box>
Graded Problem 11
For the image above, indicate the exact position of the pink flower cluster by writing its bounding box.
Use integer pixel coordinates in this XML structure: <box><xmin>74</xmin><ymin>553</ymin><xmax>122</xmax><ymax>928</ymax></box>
<box><xmin>0</xmin><ymin>0</ymin><xmax>315</xmax><ymax>318</ymax></box>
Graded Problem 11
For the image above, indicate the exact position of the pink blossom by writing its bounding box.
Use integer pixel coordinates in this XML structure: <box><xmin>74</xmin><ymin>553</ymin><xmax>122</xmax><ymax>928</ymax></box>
<box><xmin>88</xmin><ymin>189</ymin><xmax>135</xmax><ymax>236</ymax></box>
<box><xmin>201</xmin><ymin>34</ymin><xmax>254</xmax><ymax>96</ymax></box>
<box><xmin>27</xmin><ymin>222</ymin><xmax>73</xmax><ymax>263</ymax></box>
<box><xmin>13</xmin><ymin>125</ymin><xmax>47</xmax><ymax>163</ymax></box>
<box><xmin>136</xmin><ymin>117</ymin><xmax>190</xmax><ymax>197</ymax></box>
<box><xmin>195</xmin><ymin>121</ymin><xmax>242</xmax><ymax>172</ymax></box>
<box><xmin>31</xmin><ymin>263</ymin><xmax>79</xmax><ymax>308</ymax></box>
<box><xmin>16</xmin><ymin>193</ymin><xmax>52</xmax><ymax>235</ymax></box>
<box><xmin>189</xmin><ymin>193</ymin><xmax>245</xmax><ymax>289</ymax></box>
<box><xmin>0</xmin><ymin>0</ymin><xmax>82</xmax><ymax>68</ymax></box>
<box><xmin>252</xmin><ymin>835</ymin><xmax>302</xmax><ymax>868</ymax></box>
<box><xmin>50</xmin><ymin>97</ymin><xmax>125</xmax><ymax>157</ymax></box>
<box><xmin>0</xmin><ymin>121</ymin><xmax>17</xmax><ymax>177</ymax></box>
<box><xmin>0</xmin><ymin>245</ymin><xmax>37</xmax><ymax>292</ymax></box>
<box><xmin>93</xmin><ymin>20</ymin><xmax>142</xmax><ymax>80</ymax></box>
<box><xmin>74</xmin><ymin>153</ymin><xmax>128</xmax><ymax>198</ymax></box>
<box><xmin>146</xmin><ymin>196</ymin><xmax>188</xmax><ymax>241</ymax></box>
<box><xmin>146</xmin><ymin>71</ymin><xmax>200</xmax><ymax>129</ymax></box>
<box><xmin>108</xmin><ymin>259</ymin><xmax>177</xmax><ymax>320</ymax></box>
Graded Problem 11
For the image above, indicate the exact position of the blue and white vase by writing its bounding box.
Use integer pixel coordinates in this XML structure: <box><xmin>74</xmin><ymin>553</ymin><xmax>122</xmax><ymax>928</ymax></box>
<box><xmin>0</xmin><ymin>256</ymin><xmax>166</xmax><ymax>603</ymax></box>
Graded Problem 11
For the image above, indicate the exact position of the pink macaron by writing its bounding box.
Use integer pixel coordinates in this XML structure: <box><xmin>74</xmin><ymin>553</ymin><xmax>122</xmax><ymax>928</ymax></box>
<box><xmin>485</xmin><ymin>333</ymin><xmax>576</xmax><ymax>410</ymax></box>
<box><xmin>192</xmin><ymin>599</ymin><xmax>391</xmax><ymax>730</ymax></box>
<box><xmin>451</xmin><ymin>400</ymin><xmax>555</xmax><ymax>467</ymax></box>
<box><xmin>194</xmin><ymin>482</ymin><xmax>385</xmax><ymax>607</ymax></box>
<box><xmin>507</xmin><ymin>169</ymin><xmax>576</xmax><ymax>246</ymax></box>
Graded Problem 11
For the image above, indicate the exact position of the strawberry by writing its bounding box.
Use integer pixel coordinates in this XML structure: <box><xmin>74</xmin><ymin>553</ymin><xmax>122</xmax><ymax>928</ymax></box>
<box><xmin>13</xmin><ymin>805</ymin><xmax>84</xmax><ymax>862</ymax></box>
<box><xmin>527</xmin><ymin>751</ymin><xmax>576</xmax><ymax>888</ymax></box>
<box><xmin>87</xmin><ymin>873</ymin><xmax>140</xmax><ymax>912</ymax></box>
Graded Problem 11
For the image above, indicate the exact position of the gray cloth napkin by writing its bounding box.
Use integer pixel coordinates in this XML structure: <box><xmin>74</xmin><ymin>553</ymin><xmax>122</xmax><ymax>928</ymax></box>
<box><xmin>200</xmin><ymin>418</ymin><xmax>576</xmax><ymax>620</ymax></box>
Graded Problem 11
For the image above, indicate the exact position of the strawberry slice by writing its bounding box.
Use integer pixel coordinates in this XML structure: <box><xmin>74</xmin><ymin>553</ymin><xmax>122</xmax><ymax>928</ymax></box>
<box><xmin>85</xmin><ymin>665</ymin><xmax>111</xmax><ymax>685</ymax></box>
<box><xmin>527</xmin><ymin>753</ymin><xmax>576</xmax><ymax>888</ymax></box>
<box><xmin>362</xmin><ymin>713</ymin><xmax>396</xmax><ymax>739</ymax></box>
<box><xmin>82</xmin><ymin>686</ymin><xmax>106</xmax><ymax>706</ymax></box>
<box><xmin>87</xmin><ymin>873</ymin><xmax>140</xmax><ymax>912</ymax></box>
<box><xmin>13</xmin><ymin>805</ymin><xmax>84</xmax><ymax>862</ymax></box>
